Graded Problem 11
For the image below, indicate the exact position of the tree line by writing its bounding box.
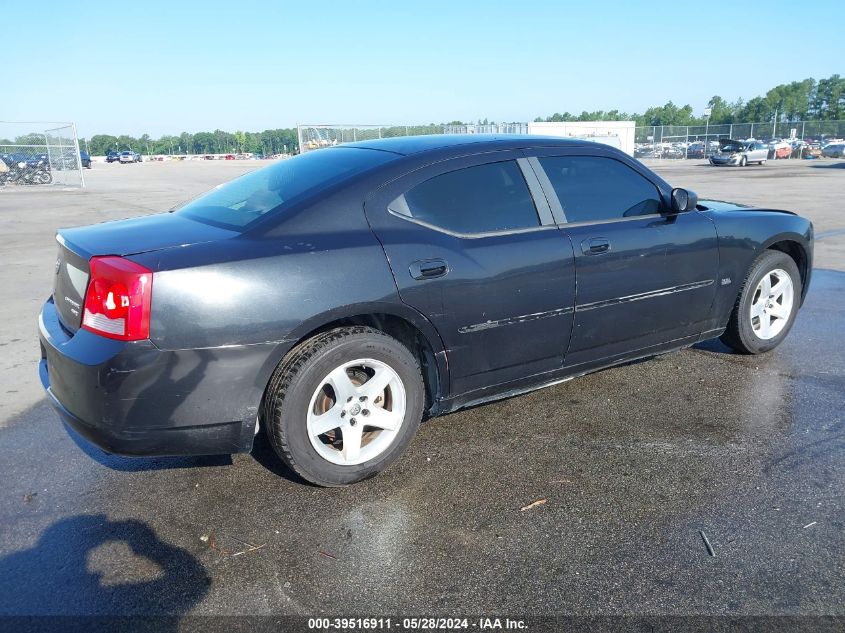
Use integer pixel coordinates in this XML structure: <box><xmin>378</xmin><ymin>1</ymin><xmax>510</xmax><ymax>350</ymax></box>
<box><xmin>77</xmin><ymin>128</ymin><xmax>300</xmax><ymax>157</ymax></box>
<box><xmin>534</xmin><ymin>75</ymin><xmax>844</xmax><ymax>127</ymax></box>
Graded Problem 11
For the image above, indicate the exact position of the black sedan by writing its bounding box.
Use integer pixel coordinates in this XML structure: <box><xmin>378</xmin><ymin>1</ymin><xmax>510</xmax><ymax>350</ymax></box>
<box><xmin>39</xmin><ymin>136</ymin><xmax>813</xmax><ymax>486</ymax></box>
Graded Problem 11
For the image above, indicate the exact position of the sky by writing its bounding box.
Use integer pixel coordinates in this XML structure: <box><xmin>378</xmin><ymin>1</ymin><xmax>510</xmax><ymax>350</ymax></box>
<box><xmin>6</xmin><ymin>0</ymin><xmax>844</xmax><ymax>138</ymax></box>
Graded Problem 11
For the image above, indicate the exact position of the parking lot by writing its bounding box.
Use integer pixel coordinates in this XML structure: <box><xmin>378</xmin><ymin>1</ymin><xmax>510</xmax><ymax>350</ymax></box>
<box><xmin>0</xmin><ymin>158</ymin><xmax>843</xmax><ymax>622</ymax></box>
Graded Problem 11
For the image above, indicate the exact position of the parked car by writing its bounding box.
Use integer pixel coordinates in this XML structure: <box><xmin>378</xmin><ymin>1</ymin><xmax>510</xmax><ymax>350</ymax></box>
<box><xmin>821</xmin><ymin>143</ymin><xmax>845</xmax><ymax>158</ymax></box>
<box><xmin>106</xmin><ymin>151</ymin><xmax>120</xmax><ymax>163</ymax></box>
<box><xmin>770</xmin><ymin>141</ymin><xmax>792</xmax><ymax>159</ymax></box>
<box><xmin>686</xmin><ymin>143</ymin><xmax>706</xmax><ymax>159</ymax></box>
<box><xmin>710</xmin><ymin>139</ymin><xmax>768</xmax><ymax>166</ymax></box>
<box><xmin>801</xmin><ymin>144</ymin><xmax>822</xmax><ymax>159</ymax></box>
<box><xmin>26</xmin><ymin>153</ymin><xmax>50</xmax><ymax>169</ymax></box>
<box><xmin>44</xmin><ymin>150</ymin><xmax>91</xmax><ymax>170</ymax></box>
<box><xmin>40</xmin><ymin>135</ymin><xmax>813</xmax><ymax>486</ymax></box>
<box><xmin>119</xmin><ymin>150</ymin><xmax>141</xmax><ymax>163</ymax></box>
<box><xmin>634</xmin><ymin>145</ymin><xmax>660</xmax><ymax>159</ymax></box>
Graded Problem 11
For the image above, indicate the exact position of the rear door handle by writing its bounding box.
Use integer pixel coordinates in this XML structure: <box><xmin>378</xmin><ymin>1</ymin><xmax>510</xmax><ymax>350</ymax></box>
<box><xmin>410</xmin><ymin>259</ymin><xmax>449</xmax><ymax>280</ymax></box>
<box><xmin>581</xmin><ymin>238</ymin><xmax>610</xmax><ymax>255</ymax></box>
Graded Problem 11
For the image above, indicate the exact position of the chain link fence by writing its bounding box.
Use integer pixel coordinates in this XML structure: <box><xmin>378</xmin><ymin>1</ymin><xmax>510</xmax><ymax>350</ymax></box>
<box><xmin>298</xmin><ymin>120</ymin><xmax>845</xmax><ymax>160</ymax></box>
<box><xmin>634</xmin><ymin>120</ymin><xmax>845</xmax><ymax>159</ymax></box>
<box><xmin>298</xmin><ymin>123</ymin><xmax>535</xmax><ymax>152</ymax></box>
<box><xmin>0</xmin><ymin>121</ymin><xmax>85</xmax><ymax>187</ymax></box>
<box><xmin>298</xmin><ymin>124</ymin><xmax>449</xmax><ymax>153</ymax></box>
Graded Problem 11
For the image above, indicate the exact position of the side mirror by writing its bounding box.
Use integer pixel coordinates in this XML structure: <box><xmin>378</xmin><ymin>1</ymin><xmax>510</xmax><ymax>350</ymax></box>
<box><xmin>670</xmin><ymin>187</ymin><xmax>698</xmax><ymax>212</ymax></box>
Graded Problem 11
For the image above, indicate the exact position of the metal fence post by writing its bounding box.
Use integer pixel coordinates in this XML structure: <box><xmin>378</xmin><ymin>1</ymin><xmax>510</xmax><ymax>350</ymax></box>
<box><xmin>72</xmin><ymin>122</ymin><xmax>84</xmax><ymax>188</ymax></box>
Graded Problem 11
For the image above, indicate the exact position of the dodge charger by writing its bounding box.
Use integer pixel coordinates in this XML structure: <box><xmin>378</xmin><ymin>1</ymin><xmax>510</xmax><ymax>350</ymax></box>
<box><xmin>39</xmin><ymin>135</ymin><xmax>813</xmax><ymax>486</ymax></box>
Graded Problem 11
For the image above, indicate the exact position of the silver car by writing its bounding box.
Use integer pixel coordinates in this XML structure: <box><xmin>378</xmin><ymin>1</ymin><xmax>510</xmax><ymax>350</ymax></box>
<box><xmin>821</xmin><ymin>143</ymin><xmax>845</xmax><ymax>158</ymax></box>
<box><xmin>709</xmin><ymin>139</ymin><xmax>768</xmax><ymax>166</ymax></box>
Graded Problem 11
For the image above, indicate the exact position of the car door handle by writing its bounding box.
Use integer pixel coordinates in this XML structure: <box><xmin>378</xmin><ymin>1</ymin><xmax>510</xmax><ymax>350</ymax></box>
<box><xmin>409</xmin><ymin>259</ymin><xmax>449</xmax><ymax>280</ymax></box>
<box><xmin>581</xmin><ymin>238</ymin><xmax>611</xmax><ymax>255</ymax></box>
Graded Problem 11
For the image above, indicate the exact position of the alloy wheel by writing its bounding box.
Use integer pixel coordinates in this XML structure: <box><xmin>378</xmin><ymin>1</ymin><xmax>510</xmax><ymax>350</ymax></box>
<box><xmin>749</xmin><ymin>268</ymin><xmax>794</xmax><ymax>340</ymax></box>
<box><xmin>306</xmin><ymin>358</ymin><xmax>406</xmax><ymax>466</ymax></box>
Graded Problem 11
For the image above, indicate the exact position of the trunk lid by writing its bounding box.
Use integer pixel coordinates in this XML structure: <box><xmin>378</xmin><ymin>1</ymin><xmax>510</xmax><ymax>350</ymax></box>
<box><xmin>53</xmin><ymin>213</ymin><xmax>238</xmax><ymax>334</ymax></box>
<box><xmin>53</xmin><ymin>236</ymin><xmax>90</xmax><ymax>333</ymax></box>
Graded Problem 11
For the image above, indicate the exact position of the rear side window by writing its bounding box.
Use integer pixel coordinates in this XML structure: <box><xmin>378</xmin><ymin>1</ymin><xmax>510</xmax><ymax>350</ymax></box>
<box><xmin>538</xmin><ymin>156</ymin><xmax>662</xmax><ymax>223</ymax></box>
<box><xmin>177</xmin><ymin>148</ymin><xmax>395</xmax><ymax>230</ymax></box>
<box><xmin>389</xmin><ymin>160</ymin><xmax>539</xmax><ymax>235</ymax></box>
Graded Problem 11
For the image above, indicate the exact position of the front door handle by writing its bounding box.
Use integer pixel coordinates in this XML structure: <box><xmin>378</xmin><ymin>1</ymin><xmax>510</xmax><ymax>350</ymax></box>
<box><xmin>410</xmin><ymin>259</ymin><xmax>449</xmax><ymax>280</ymax></box>
<box><xmin>581</xmin><ymin>238</ymin><xmax>611</xmax><ymax>256</ymax></box>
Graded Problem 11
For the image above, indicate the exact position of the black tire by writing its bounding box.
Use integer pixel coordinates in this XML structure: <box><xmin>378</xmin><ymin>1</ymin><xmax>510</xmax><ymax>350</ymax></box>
<box><xmin>262</xmin><ymin>326</ymin><xmax>424</xmax><ymax>486</ymax></box>
<box><xmin>739</xmin><ymin>156</ymin><xmax>747</xmax><ymax>167</ymax></box>
<box><xmin>720</xmin><ymin>250</ymin><xmax>802</xmax><ymax>354</ymax></box>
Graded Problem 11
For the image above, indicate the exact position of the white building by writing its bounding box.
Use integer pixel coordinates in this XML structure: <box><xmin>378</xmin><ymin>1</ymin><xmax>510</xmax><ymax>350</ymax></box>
<box><xmin>527</xmin><ymin>120</ymin><xmax>636</xmax><ymax>156</ymax></box>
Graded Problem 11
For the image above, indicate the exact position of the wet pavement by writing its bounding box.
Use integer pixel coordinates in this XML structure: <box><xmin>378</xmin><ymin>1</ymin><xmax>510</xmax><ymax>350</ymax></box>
<box><xmin>1</xmin><ymin>269</ymin><xmax>842</xmax><ymax>619</ymax></box>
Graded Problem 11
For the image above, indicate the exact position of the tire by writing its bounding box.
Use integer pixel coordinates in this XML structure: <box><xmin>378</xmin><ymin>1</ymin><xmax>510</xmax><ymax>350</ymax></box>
<box><xmin>263</xmin><ymin>326</ymin><xmax>424</xmax><ymax>486</ymax></box>
<box><xmin>35</xmin><ymin>171</ymin><xmax>52</xmax><ymax>184</ymax></box>
<box><xmin>739</xmin><ymin>156</ymin><xmax>747</xmax><ymax>167</ymax></box>
<box><xmin>720</xmin><ymin>250</ymin><xmax>802</xmax><ymax>354</ymax></box>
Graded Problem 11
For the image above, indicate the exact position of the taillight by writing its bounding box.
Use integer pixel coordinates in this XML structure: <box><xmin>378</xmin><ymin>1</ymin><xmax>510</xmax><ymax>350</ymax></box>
<box><xmin>82</xmin><ymin>256</ymin><xmax>153</xmax><ymax>341</ymax></box>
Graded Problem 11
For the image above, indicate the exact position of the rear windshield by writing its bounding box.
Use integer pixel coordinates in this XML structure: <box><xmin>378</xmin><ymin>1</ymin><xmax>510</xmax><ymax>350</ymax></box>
<box><xmin>176</xmin><ymin>148</ymin><xmax>396</xmax><ymax>230</ymax></box>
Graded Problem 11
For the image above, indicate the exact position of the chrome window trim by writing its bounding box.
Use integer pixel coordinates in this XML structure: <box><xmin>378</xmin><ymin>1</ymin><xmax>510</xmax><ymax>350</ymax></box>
<box><xmin>385</xmin><ymin>208</ymin><xmax>559</xmax><ymax>240</ymax></box>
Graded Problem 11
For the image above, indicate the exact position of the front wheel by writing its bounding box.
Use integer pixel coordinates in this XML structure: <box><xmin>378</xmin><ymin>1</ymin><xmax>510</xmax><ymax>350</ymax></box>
<box><xmin>263</xmin><ymin>327</ymin><xmax>424</xmax><ymax>486</ymax></box>
<box><xmin>739</xmin><ymin>156</ymin><xmax>747</xmax><ymax>167</ymax></box>
<box><xmin>721</xmin><ymin>250</ymin><xmax>802</xmax><ymax>354</ymax></box>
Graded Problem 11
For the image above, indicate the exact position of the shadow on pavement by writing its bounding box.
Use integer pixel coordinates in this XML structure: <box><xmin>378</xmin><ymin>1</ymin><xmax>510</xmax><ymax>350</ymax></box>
<box><xmin>810</xmin><ymin>161</ymin><xmax>845</xmax><ymax>168</ymax></box>
<box><xmin>0</xmin><ymin>514</ymin><xmax>209</xmax><ymax>622</ymax></box>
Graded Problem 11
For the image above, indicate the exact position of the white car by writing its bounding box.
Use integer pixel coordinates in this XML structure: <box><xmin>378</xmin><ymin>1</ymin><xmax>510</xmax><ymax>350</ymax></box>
<box><xmin>119</xmin><ymin>151</ymin><xmax>141</xmax><ymax>163</ymax></box>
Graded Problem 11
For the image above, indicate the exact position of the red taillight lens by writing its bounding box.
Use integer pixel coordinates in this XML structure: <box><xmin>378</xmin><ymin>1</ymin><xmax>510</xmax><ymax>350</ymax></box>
<box><xmin>82</xmin><ymin>256</ymin><xmax>153</xmax><ymax>341</ymax></box>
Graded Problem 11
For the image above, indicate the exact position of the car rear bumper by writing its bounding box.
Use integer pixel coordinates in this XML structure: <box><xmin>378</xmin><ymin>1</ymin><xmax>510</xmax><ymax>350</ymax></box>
<box><xmin>38</xmin><ymin>297</ymin><xmax>271</xmax><ymax>457</ymax></box>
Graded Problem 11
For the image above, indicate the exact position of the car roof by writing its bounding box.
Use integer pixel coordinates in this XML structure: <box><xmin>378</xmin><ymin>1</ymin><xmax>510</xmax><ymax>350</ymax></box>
<box><xmin>343</xmin><ymin>134</ymin><xmax>594</xmax><ymax>156</ymax></box>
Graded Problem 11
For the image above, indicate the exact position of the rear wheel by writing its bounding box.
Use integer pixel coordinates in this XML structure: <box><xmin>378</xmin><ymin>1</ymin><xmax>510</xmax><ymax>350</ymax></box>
<box><xmin>263</xmin><ymin>327</ymin><xmax>424</xmax><ymax>486</ymax></box>
<box><xmin>721</xmin><ymin>250</ymin><xmax>801</xmax><ymax>354</ymax></box>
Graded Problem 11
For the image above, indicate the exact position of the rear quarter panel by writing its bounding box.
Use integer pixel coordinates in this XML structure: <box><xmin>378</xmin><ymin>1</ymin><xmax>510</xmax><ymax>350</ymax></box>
<box><xmin>130</xmin><ymin>192</ymin><xmax>401</xmax><ymax>351</ymax></box>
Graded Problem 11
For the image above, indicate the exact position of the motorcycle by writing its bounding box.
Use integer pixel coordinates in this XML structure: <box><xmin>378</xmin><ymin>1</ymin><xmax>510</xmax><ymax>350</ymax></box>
<box><xmin>0</xmin><ymin>158</ymin><xmax>52</xmax><ymax>185</ymax></box>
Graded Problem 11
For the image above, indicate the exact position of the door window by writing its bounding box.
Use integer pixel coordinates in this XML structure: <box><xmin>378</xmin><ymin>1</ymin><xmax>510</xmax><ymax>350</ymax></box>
<box><xmin>389</xmin><ymin>160</ymin><xmax>540</xmax><ymax>234</ymax></box>
<box><xmin>538</xmin><ymin>156</ymin><xmax>663</xmax><ymax>223</ymax></box>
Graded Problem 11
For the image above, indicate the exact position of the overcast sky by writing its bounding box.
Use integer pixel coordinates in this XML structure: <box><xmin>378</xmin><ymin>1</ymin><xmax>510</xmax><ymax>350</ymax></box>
<box><xmin>7</xmin><ymin>0</ymin><xmax>844</xmax><ymax>138</ymax></box>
